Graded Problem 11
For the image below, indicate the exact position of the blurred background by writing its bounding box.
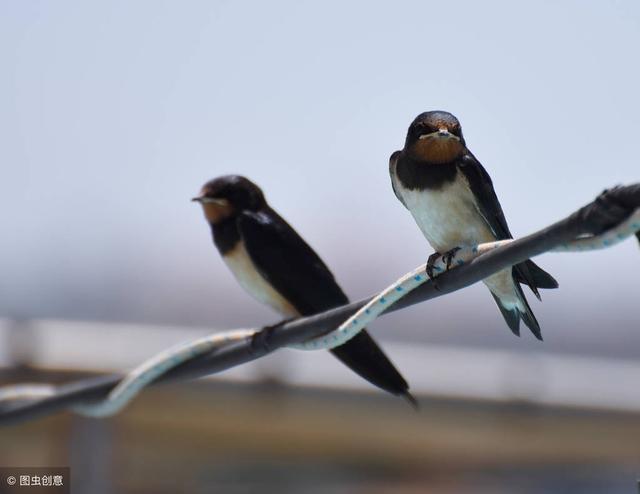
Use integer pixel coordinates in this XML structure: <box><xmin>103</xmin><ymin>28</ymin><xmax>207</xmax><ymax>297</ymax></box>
<box><xmin>1</xmin><ymin>0</ymin><xmax>639</xmax><ymax>492</ymax></box>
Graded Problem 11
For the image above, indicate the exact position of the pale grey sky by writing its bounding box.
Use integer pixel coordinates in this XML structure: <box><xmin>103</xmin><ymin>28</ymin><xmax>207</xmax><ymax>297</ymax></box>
<box><xmin>1</xmin><ymin>1</ymin><xmax>639</xmax><ymax>358</ymax></box>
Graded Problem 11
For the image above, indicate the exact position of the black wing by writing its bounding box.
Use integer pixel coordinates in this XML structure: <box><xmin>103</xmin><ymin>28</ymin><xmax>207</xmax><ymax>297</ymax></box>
<box><xmin>237</xmin><ymin>208</ymin><xmax>412</xmax><ymax>399</ymax></box>
<box><xmin>237</xmin><ymin>209</ymin><xmax>348</xmax><ymax>315</ymax></box>
<box><xmin>457</xmin><ymin>152</ymin><xmax>513</xmax><ymax>240</ymax></box>
<box><xmin>457</xmin><ymin>153</ymin><xmax>558</xmax><ymax>294</ymax></box>
<box><xmin>389</xmin><ymin>150</ymin><xmax>408</xmax><ymax>209</ymax></box>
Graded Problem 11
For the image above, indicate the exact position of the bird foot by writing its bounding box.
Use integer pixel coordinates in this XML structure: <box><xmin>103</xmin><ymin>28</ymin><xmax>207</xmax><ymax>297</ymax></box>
<box><xmin>250</xmin><ymin>318</ymin><xmax>293</xmax><ymax>355</ymax></box>
<box><xmin>425</xmin><ymin>252</ymin><xmax>442</xmax><ymax>280</ymax></box>
<box><xmin>442</xmin><ymin>246</ymin><xmax>462</xmax><ymax>270</ymax></box>
<box><xmin>425</xmin><ymin>246</ymin><xmax>462</xmax><ymax>281</ymax></box>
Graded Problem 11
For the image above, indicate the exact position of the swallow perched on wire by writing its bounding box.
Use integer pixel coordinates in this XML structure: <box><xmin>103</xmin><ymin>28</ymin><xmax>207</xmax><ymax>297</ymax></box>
<box><xmin>193</xmin><ymin>175</ymin><xmax>414</xmax><ymax>403</ymax></box>
<box><xmin>389</xmin><ymin>111</ymin><xmax>558</xmax><ymax>340</ymax></box>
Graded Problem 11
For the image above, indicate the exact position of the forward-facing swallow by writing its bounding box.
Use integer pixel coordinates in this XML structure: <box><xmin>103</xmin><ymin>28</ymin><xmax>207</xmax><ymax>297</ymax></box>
<box><xmin>389</xmin><ymin>111</ymin><xmax>558</xmax><ymax>339</ymax></box>
<box><xmin>193</xmin><ymin>175</ymin><xmax>414</xmax><ymax>402</ymax></box>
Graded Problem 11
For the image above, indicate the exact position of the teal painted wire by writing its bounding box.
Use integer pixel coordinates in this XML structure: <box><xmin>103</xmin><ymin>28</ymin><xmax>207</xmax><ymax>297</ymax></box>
<box><xmin>1</xmin><ymin>210</ymin><xmax>638</xmax><ymax>417</ymax></box>
<box><xmin>293</xmin><ymin>208</ymin><xmax>640</xmax><ymax>351</ymax></box>
<box><xmin>0</xmin><ymin>384</ymin><xmax>57</xmax><ymax>404</ymax></box>
<box><xmin>288</xmin><ymin>265</ymin><xmax>427</xmax><ymax>351</ymax></box>
<box><xmin>73</xmin><ymin>329</ymin><xmax>255</xmax><ymax>417</ymax></box>
<box><xmin>0</xmin><ymin>330</ymin><xmax>256</xmax><ymax>417</ymax></box>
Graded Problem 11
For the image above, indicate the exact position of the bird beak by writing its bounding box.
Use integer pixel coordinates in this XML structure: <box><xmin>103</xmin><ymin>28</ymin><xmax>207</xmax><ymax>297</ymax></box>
<box><xmin>191</xmin><ymin>196</ymin><xmax>229</xmax><ymax>206</ymax></box>
<box><xmin>418</xmin><ymin>128</ymin><xmax>459</xmax><ymax>141</ymax></box>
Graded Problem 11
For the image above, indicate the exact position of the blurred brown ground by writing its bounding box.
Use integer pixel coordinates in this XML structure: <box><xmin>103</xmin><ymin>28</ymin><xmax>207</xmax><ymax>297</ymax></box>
<box><xmin>1</xmin><ymin>370</ymin><xmax>639</xmax><ymax>494</ymax></box>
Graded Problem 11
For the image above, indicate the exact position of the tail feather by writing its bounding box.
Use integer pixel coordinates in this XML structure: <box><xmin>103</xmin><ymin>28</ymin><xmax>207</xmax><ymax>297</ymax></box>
<box><xmin>514</xmin><ymin>260</ymin><xmax>559</xmax><ymax>300</ymax></box>
<box><xmin>491</xmin><ymin>293</ymin><xmax>520</xmax><ymax>337</ymax></box>
<box><xmin>491</xmin><ymin>281</ymin><xmax>542</xmax><ymax>341</ymax></box>
<box><xmin>514</xmin><ymin>282</ymin><xmax>542</xmax><ymax>340</ymax></box>
<box><xmin>330</xmin><ymin>328</ymin><xmax>415</xmax><ymax>403</ymax></box>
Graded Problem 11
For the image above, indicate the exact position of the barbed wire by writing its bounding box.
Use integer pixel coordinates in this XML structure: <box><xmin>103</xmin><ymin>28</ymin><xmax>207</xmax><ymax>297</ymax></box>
<box><xmin>0</xmin><ymin>184</ymin><xmax>638</xmax><ymax>426</ymax></box>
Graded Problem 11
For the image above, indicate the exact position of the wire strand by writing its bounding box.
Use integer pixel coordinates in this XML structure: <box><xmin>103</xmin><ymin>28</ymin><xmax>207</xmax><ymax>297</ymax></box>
<box><xmin>0</xmin><ymin>185</ymin><xmax>638</xmax><ymax>425</ymax></box>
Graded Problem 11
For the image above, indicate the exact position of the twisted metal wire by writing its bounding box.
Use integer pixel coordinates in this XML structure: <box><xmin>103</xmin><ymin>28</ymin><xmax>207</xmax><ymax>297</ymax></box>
<box><xmin>0</xmin><ymin>185</ymin><xmax>638</xmax><ymax>425</ymax></box>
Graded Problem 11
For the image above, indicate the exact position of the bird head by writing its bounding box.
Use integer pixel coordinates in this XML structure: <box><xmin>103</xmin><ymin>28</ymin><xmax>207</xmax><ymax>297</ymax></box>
<box><xmin>405</xmin><ymin>111</ymin><xmax>465</xmax><ymax>164</ymax></box>
<box><xmin>192</xmin><ymin>175</ymin><xmax>266</xmax><ymax>224</ymax></box>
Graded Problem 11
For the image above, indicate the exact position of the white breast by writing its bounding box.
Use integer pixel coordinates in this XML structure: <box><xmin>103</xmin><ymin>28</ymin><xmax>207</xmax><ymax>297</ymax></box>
<box><xmin>223</xmin><ymin>242</ymin><xmax>299</xmax><ymax>317</ymax></box>
<box><xmin>393</xmin><ymin>171</ymin><xmax>496</xmax><ymax>252</ymax></box>
<box><xmin>391</xmin><ymin>169</ymin><xmax>521</xmax><ymax>307</ymax></box>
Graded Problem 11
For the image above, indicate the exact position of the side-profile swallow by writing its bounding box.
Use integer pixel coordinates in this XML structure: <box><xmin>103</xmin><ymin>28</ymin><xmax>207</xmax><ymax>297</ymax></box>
<box><xmin>193</xmin><ymin>175</ymin><xmax>414</xmax><ymax>402</ymax></box>
<box><xmin>389</xmin><ymin>111</ymin><xmax>558</xmax><ymax>339</ymax></box>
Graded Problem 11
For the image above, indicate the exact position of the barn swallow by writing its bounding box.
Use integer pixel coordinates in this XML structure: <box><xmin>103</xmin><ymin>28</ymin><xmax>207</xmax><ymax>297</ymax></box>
<box><xmin>389</xmin><ymin>111</ymin><xmax>558</xmax><ymax>340</ymax></box>
<box><xmin>193</xmin><ymin>175</ymin><xmax>414</xmax><ymax>402</ymax></box>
